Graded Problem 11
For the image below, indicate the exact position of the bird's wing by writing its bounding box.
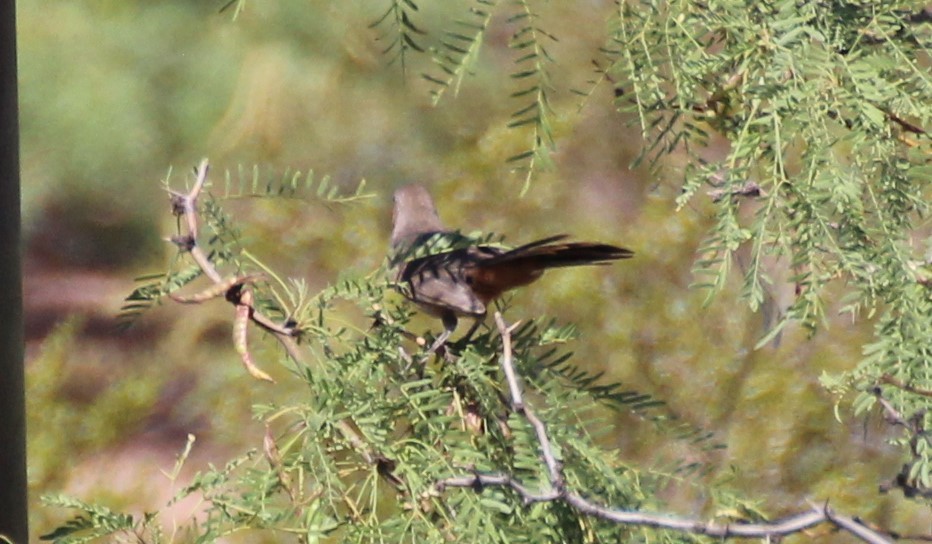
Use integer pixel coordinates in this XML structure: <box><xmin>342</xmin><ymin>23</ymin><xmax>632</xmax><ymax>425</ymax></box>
<box><xmin>398</xmin><ymin>249</ymin><xmax>489</xmax><ymax>317</ymax></box>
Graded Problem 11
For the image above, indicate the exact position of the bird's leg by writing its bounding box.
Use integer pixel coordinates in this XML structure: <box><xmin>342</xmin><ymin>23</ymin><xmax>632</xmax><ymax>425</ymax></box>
<box><xmin>432</xmin><ymin>315</ymin><xmax>484</xmax><ymax>362</ymax></box>
<box><xmin>426</xmin><ymin>311</ymin><xmax>458</xmax><ymax>356</ymax></box>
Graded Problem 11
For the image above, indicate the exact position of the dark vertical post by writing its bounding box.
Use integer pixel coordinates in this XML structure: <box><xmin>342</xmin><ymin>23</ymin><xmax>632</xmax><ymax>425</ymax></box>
<box><xmin>0</xmin><ymin>0</ymin><xmax>28</xmax><ymax>541</ymax></box>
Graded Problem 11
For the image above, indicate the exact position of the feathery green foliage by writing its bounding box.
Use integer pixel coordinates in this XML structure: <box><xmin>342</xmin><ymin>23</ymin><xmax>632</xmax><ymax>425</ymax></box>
<box><xmin>47</xmin><ymin>166</ymin><xmax>724</xmax><ymax>541</ymax></box>
<box><xmin>503</xmin><ymin>0</ymin><xmax>558</xmax><ymax>193</ymax></box>
<box><xmin>221</xmin><ymin>164</ymin><xmax>370</xmax><ymax>204</ymax></box>
<box><xmin>372</xmin><ymin>0</ymin><xmax>427</xmax><ymax>76</ymax></box>
<box><xmin>596</xmin><ymin>0</ymin><xmax>931</xmax><ymax>497</ymax></box>
<box><xmin>424</xmin><ymin>0</ymin><xmax>497</xmax><ymax>104</ymax></box>
<box><xmin>41</xmin><ymin>1</ymin><xmax>932</xmax><ymax>541</ymax></box>
<box><xmin>40</xmin><ymin>496</ymin><xmax>137</xmax><ymax>544</ymax></box>
<box><xmin>43</xmin><ymin>312</ymin><xmax>713</xmax><ymax>542</ymax></box>
<box><xmin>404</xmin><ymin>0</ymin><xmax>559</xmax><ymax>187</ymax></box>
<box><xmin>375</xmin><ymin>1</ymin><xmax>931</xmax><ymax>491</ymax></box>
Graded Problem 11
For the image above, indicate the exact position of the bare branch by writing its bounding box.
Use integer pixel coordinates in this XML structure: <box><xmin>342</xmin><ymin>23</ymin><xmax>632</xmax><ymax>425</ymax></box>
<box><xmin>493</xmin><ymin>313</ymin><xmax>524</xmax><ymax>409</ymax></box>
<box><xmin>873</xmin><ymin>387</ymin><xmax>910</xmax><ymax>428</ymax></box>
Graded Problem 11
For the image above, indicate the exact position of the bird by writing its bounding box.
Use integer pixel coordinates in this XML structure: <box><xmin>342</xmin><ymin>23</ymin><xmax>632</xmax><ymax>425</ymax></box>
<box><xmin>390</xmin><ymin>184</ymin><xmax>633</xmax><ymax>353</ymax></box>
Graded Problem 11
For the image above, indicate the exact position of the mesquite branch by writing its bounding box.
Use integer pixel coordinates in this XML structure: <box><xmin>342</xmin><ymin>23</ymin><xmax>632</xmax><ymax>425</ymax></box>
<box><xmin>166</xmin><ymin>159</ymin><xmax>399</xmax><ymax>485</ymax></box>
<box><xmin>167</xmin><ymin>159</ymin><xmax>305</xmax><ymax>378</ymax></box>
<box><xmin>434</xmin><ymin>312</ymin><xmax>896</xmax><ymax>544</ymax></box>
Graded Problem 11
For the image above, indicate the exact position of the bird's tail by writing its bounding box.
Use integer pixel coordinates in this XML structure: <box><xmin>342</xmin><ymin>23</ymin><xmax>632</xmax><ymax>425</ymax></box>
<box><xmin>491</xmin><ymin>235</ymin><xmax>634</xmax><ymax>269</ymax></box>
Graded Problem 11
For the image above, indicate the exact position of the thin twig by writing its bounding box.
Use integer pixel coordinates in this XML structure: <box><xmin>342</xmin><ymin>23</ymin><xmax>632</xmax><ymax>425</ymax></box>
<box><xmin>872</xmin><ymin>387</ymin><xmax>909</xmax><ymax>428</ymax></box>
<box><xmin>494</xmin><ymin>313</ymin><xmax>563</xmax><ymax>488</ymax></box>
<box><xmin>879</xmin><ymin>374</ymin><xmax>932</xmax><ymax>398</ymax></box>
<box><xmin>493</xmin><ymin>313</ymin><xmax>524</xmax><ymax>409</ymax></box>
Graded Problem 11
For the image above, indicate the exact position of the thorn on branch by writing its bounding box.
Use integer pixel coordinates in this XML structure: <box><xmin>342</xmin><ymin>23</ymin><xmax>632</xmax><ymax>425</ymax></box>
<box><xmin>376</xmin><ymin>454</ymin><xmax>404</xmax><ymax>489</ymax></box>
<box><xmin>707</xmin><ymin>180</ymin><xmax>764</xmax><ymax>203</ymax></box>
<box><xmin>169</xmin><ymin>193</ymin><xmax>186</xmax><ymax>216</ymax></box>
<box><xmin>169</xmin><ymin>234</ymin><xmax>195</xmax><ymax>252</ymax></box>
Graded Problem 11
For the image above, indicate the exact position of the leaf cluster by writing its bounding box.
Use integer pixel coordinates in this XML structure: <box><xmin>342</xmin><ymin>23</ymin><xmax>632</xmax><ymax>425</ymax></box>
<box><xmin>374</xmin><ymin>0</ymin><xmax>562</xmax><ymax>190</ymax></box>
<box><xmin>586</xmin><ymin>0</ymin><xmax>931</xmax><ymax>496</ymax></box>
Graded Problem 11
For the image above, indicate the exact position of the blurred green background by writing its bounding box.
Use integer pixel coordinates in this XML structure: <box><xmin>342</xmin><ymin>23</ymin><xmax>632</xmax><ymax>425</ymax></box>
<box><xmin>19</xmin><ymin>0</ymin><xmax>926</xmax><ymax>541</ymax></box>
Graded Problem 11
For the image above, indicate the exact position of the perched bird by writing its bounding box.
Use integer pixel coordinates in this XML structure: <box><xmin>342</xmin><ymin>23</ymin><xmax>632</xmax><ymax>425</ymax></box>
<box><xmin>390</xmin><ymin>184</ymin><xmax>633</xmax><ymax>352</ymax></box>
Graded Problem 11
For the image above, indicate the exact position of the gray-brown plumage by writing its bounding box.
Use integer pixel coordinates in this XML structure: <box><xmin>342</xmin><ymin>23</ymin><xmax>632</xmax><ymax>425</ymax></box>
<box><xmin>391</xmin><ymin>184</ymin><xmax>633</xmax><ymax>350</ymax></box>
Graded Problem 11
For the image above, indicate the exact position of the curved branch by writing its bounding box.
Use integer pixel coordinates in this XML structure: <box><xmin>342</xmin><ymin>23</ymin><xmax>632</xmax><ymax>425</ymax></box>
<box><xmin>168</xmin><ymin>159</ymin><xmax>306</xmax><ymax>370</ymax></box>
